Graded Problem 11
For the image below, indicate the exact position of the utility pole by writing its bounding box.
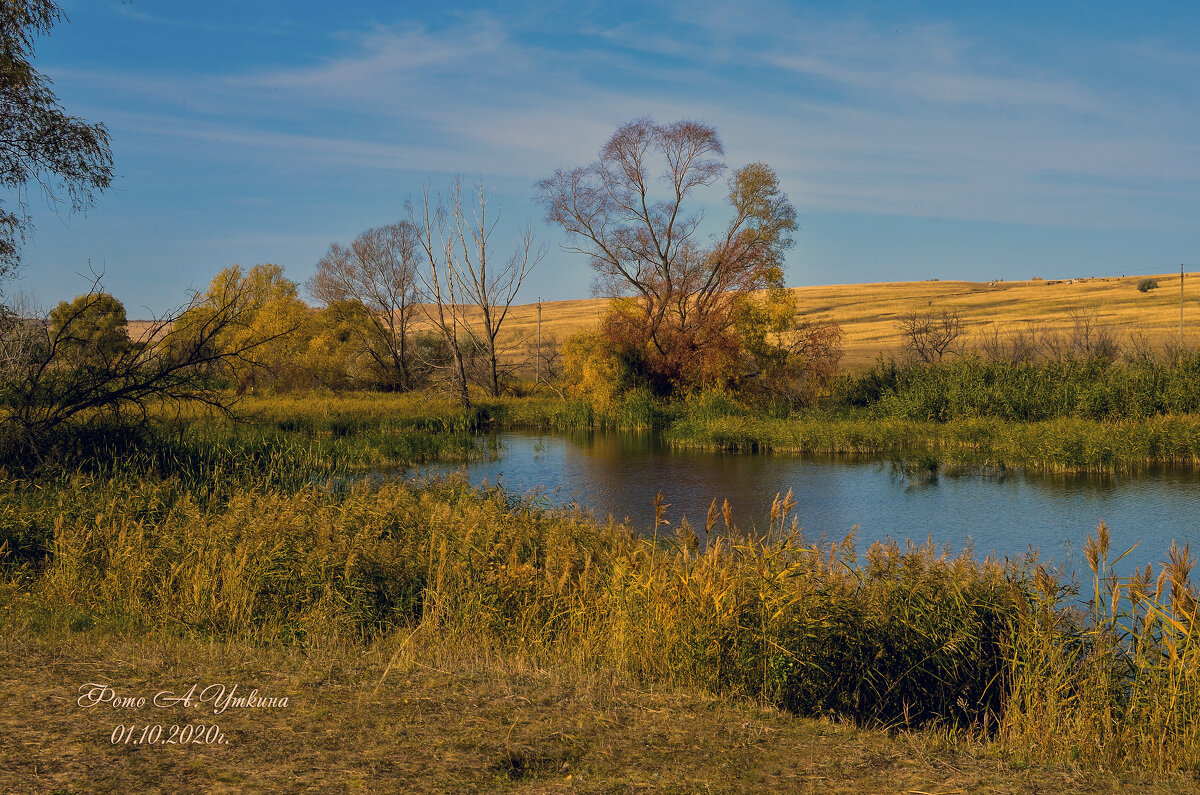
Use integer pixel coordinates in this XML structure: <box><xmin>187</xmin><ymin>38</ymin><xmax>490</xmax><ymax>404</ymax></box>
<box><xmin>536</xmin><ymin>297</ymin><xmax>542</xmax><ymax>385</ymax></box>
<box><xmin>1181</xmin><ymin>265</ymin><xmax>1185</xmax><ymax>357</ymax></box>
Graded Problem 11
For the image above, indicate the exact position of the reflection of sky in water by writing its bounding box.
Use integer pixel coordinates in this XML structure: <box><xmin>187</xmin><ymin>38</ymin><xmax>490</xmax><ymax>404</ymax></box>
<box><xmin>421</xmin><ymin>430</ymin><xmax>1200</xmax><ymax>577</ymax></box>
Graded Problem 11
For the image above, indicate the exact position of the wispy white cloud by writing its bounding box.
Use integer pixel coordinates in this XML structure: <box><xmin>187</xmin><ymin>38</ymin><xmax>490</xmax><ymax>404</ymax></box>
<box><xmin>244</xmin><ymin>18</ymin><xmax>515</xmax><ymax>94</ymax></box>
<box><xmin>105</xmin><ymin>0</ymin><xmax>299</xmax><ymax>37</ymax></box>
<box><xmin>50</xmin><ymin>4</ymin><xmax>1200</xmax><ymax>232</ymax></box>
<box><xmin>27</xmin><ymin>1</ymin><xmax>1200</xmax><ymax>312</ymax></box>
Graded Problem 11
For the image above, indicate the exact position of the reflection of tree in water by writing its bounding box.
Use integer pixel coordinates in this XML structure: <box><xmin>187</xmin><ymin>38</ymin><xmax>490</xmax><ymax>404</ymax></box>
<box><xmin>887</xmin><ymin>457</ymin><xmax>1199</xmax><ymax>502</ymax></box>
<box><xmin>889</xmin><ymin>458</ymin><xmax>940</xmax><ymax>490</ymax></box>
<box><xmin>558</xmin><ymin>430</ymin><xmax>857</xmax><ymax>538</ymax></box>
<box><xmin>565</xmin><ymin>428</ymin><xmax>656</xmax><ymax>462</ymax></box>
<box><xmin>478</xmin><ymin>430</ymin><xmax>1199</xmax><ymax>578</ymax></box>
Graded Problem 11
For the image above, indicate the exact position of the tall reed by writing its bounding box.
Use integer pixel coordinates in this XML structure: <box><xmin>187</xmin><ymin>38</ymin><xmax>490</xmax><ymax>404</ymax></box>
<box><xmin>15</xmin><ymin>471</ymin><xmax>1027</xmax><ymax>730</ymax></box>
<box><xmin>1003</xmin><ymin>525</ymin><xmax>1200</xmax><ymax>772</ymax></box>
<box><xmin>838</xmin><ymin>354</ymin><xmax>1200</xmax><ymax>422</ymax></box>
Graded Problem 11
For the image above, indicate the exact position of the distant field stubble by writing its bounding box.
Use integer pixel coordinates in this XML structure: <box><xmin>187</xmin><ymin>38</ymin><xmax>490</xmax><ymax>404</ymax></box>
<box><xmin>124</xmin><ymin>273</ymin><xmax>1200</xmax><ymax>372</ymax></box>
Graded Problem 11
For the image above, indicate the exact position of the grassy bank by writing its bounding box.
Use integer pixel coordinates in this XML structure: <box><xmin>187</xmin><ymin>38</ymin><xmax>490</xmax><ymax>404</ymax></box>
<box><xmin>495</xmin><ymin>354</ymin><xmax>1200</xmax><ymax>471</ymax></box>
<box><xmin>4</xmin><ymin>629</ymin><xmax>1173</xmax><ymax>793</ymax></box>
<box><xmin>4</xmin><ymin>453</ymin><xmax>1200</xmax><ymax>780</ymax></box>
<box><xmin>6</xmin><ymin>398</ymin><xmax>1200</xmax><ymax>785</ymax></box>
<box><xmin>168</xmin><ymin>344</ymin><xmax>1200</xmax><ymax>475</ymax></box>
<box><xmin>667</xmin><ymin>412</ymin><xmax>1200</xmax><ymax>472</ymax></box>
<box><xmin>839</xmin><ymin>355</ymin><xmax>1200</xmax><ymax>422</ymax></box>
<box><xmin>187</xmin><ymin>387</ymin><xmax>1200</xmax><ymax>473</ymax></box>
<box><xmin>659</xmin><ymin>356</ymin><xmax>1200</xmax><ymax>471</ymax></box>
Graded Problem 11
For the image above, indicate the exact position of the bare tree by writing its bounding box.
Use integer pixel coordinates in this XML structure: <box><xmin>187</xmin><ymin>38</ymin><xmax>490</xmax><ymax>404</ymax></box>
<box><xmin>407</xmin><ymin>184</ymin><xmax>471</xmax><ymax>407</ymax></box>
<box><xmin>536</xmin><ymin>117</ymin><xmax>796</xmax><ymax>391</ymax></box>
<box><xmin>445</xmin><ymin>179</ymin><xmax>542</xmax><ymax>397</ymax></box>
<box><xmin>783</xmin><ymin>319</ymin><xmax>844</xmax><ymax>405</ymax></box>
<box><xmin>979</xmin><ymin>322</ymin><xmax>1040</xmax><ymax>364</ymax></box>
<box><xmin>308</xmin><ymin>221</ymin><xmax>421</xmax><ymax>391</ymax></box>
<box><xmin>0</xmin><ymin>294</ymin><xmax>48</xmax><ymax>379</ymax></box>
<box><xmin>1039</xmin><ymin>310</ymin><xmax>1120</xmax><ymax>363</ymax></box>
<box><xmin>406</xmin><ymin>179</ymin><xmax>542</xmax><ymax>404</ymax></box>
<box><xmin>1067</xmin><ymin>310</ymin><xmax>1119</xmax><ymax>363</ymax></box>
<box><xmin>532</xmin><ymin>332</ymin><xmax>564</xmax><ymax>386</ymax></box>
<box><xmin>1124</xmin><ymin>332</ymin><xmax>1159</xmax><ymax>366</ymax></box>
<box><xmin>897</xmin><ymin>308</ymin><xmax>965</xmax><ymax>363</ymax></box>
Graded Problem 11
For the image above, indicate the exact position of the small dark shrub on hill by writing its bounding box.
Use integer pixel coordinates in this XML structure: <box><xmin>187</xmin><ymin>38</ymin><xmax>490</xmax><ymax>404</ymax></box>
<box><xmin>1138</xmin><ymin>278</ymin><xmax>1159</xmax><ymax>293</ymax></box>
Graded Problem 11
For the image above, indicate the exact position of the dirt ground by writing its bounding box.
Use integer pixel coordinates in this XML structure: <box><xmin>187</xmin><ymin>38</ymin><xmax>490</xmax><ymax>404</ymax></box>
<box><xmin>1</xmin><ymin>628</ymin><xmax>1193</xmax><ymax>794</ymax></box>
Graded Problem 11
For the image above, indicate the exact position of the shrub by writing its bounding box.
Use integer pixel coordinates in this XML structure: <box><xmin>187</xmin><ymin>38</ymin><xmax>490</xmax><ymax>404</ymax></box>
<box><xmin>558</xmin><ymin>329</ymin><xmax>635</xmax><ymax>411</ymax></box>
<box><xmin>48</xmin><ymin>293</ymin><xmax>131</xmax><ymax>366</ymax></box>
<box><xmin>1138</xmin><ymin>278</ymin><xmax>1159</xmax><ymax>293</ymax></box>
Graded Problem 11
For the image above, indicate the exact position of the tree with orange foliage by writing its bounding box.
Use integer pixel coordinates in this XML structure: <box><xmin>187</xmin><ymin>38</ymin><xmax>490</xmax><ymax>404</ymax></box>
<box><xmin>537</xmin><ymin>118</ymin><xmax>798</xmax><ymax>393</ymax></box>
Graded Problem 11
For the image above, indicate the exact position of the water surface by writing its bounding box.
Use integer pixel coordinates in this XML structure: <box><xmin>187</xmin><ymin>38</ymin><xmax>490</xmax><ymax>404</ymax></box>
<box><xmin>423</xmin><ymin>429</ymin><xmax>1200</xmax><ymax>576</ymax></box>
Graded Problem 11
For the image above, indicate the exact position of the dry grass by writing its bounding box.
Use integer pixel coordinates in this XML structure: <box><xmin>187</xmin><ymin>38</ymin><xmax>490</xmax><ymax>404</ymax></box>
<box><xmin>129</xmin><ymin>272</ymin><xmax>1198</xmax><ymax>373</ymax></box>
<box><xmin>13</xmin><ymin>465</ymin><xmax>1200</xmax><ymax>780</ymax></box>
<box><xmin>782</xmin><ymin>276</ymin><xmax>1189</xmax><ymax>370</ymax></box>
<box><xmin>443</xmin><ymin>273</ymin><xmax>1200</xmax><ymax>372</ymax></box>
<box><xmin>1003</xmin><ymin>525</ymin><xmax>1200</xmax><ymax>775</ymax></box>
<box><xmin>0</xmin><ymin>627</ymin><xmax>1183</xmax><ymax>793</ymax></box>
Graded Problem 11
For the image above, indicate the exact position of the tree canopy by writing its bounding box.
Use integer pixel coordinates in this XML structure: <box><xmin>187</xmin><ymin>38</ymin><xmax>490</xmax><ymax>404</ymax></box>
<box><xmin>308</xmin><ymin>221</ymin><xmax>421</xmax><ymax>391</ymax></box>
<box><xmin>537</xmin><ymin>117</ymin><xmax>798</xmax><ymax>392</ymax></box>
<box><xmin>48</xmin><ymin>292</ymin><xmax>130</xmax><ymax>367</ymax></box>
<box><xmin>0</xmin><ymin>0</ymin><xmax>113</xmax><ymax>284</ymax></box>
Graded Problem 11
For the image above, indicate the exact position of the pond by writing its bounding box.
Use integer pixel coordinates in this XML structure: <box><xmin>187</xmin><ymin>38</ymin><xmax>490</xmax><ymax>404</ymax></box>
<box><xmin>420</xmin><ymin>429</ymin><xmax>1200</xmax><ymax>577</ymax></box>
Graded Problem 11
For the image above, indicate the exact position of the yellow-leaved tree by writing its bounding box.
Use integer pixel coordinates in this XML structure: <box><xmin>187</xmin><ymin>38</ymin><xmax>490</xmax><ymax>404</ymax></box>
<box><xmin>175</xmin><ymin>264</ymin><xmax>312</xmax><ymax>393</ymax></box>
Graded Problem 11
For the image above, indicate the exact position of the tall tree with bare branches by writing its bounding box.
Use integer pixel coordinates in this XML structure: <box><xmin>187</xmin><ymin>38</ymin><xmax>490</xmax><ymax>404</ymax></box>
<box><xmin>408</xmin><ymin>184</ymin><xmax>472</xmax><ymax>407</ymax></box>
<box><xmin>536</xmin><ymin>117</ymin><xmax>796</xmax><ymax>391</ymax></box>
<box><xmin>407</xmin><ymin>179</ymin><xmax>542</xmax><ymax>404</ymax></box>
<box><xmin>308</xmin><ymin>221</ymin><xmax>421</xmax><ymax>391</ymax></box>
<box><xmin>446</xmin><ymin>179</ymin><xmax>543</xmax><ymax>397</ymax></box>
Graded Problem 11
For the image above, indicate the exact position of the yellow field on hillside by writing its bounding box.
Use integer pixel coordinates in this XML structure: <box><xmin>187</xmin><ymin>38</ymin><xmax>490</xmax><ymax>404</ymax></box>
<box><xmin>128</xmin><ymin>272</ymin><xmax>1198</xmax><ymax>373</ymax></box>
<box><xmin>496</xmin><ymin>273</ymin><xmax>1199</xmax><ymax>370</ymax></box>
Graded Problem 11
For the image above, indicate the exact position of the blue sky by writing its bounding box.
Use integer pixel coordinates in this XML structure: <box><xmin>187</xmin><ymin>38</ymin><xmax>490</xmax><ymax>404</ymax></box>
<box><xmin>14</xmin><ymin>0</ymin><xmax>1200</xmax><ymax>315</ymax></box>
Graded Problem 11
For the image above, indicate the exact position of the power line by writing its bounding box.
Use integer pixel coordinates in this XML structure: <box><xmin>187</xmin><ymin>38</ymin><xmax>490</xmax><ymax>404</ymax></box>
<box><xmin>1045</xmin><ymin>265</ymin><xmax>1200</xmax><ymax>280</ymax></box>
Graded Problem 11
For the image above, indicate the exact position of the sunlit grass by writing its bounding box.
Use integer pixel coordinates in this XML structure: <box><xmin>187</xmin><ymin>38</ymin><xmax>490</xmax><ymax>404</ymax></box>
<box><xmin>1002</xmin><ymin>524</ymin><xmax>1200</xmax><ymax>773</ymax></box>
<box><xmin>10</xmin><ymin>466</ymin><xmax>1200</xmax><ymax>773</ymax></box>
<box><xmin>668</xmin><ymin>412</ymin><xmax>1200</xmax><ymax>472</ymax></box>
<box><xmin>8</xmin><ymin>391</ymin><xmax>1200</xmax><ymax>776</ymax></box>
<box><xmin>339</xmin><ymin>272</ymin><xmax>1200</xmax><ymax>372</ymax></box>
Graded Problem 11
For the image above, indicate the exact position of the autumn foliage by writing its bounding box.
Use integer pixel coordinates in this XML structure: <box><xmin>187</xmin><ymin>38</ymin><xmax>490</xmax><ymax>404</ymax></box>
<box><xmin>540</xmin><ymin>118</ymin><xmax>841</xmax><ymax>401</ymax></box>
